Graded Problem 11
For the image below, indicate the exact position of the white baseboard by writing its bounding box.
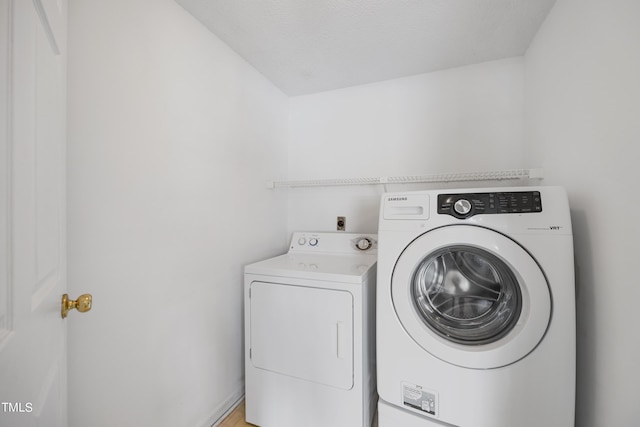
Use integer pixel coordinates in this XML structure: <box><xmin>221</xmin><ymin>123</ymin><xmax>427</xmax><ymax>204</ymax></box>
<box><xmin>197</xmin><ymin>387</ymin><xmax>245</xmax><ymax>427</ymax></box>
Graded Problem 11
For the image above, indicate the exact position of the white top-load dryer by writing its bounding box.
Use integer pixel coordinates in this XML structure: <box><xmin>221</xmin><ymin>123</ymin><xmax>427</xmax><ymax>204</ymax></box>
<box><xmin>244</xmin><ymin>232</ymin><xmax>378</xmax><ymax>427</ymax></box>
<box><xmin>376</xmin><ymin>187</ymin><xmax>575</xmax><ymax>427</ymax></box>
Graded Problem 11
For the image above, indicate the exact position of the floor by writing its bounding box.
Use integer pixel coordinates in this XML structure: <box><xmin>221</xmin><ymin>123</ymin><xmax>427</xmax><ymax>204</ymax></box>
<box><xmin>219</xmin><ymin>401</ymin><xmax>255</xmax><ymax>427</ymax></box>
<box><xmin>219</xmin><ymin>399</ymin><xmax>378</xmax><ymax>427</ymax></box>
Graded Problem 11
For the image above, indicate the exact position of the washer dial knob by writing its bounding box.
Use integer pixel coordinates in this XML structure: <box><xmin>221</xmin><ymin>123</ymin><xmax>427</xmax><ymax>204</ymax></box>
<box><xmin>356</xmin><ymin>238</ymin><xmax>373</xmax><ymax>251</ymax></box>
<box><xmin>309</xmin><ymin>238</ymin><xmax>318</xmax><ymax>246</ymax></box>
<box><xmin>454</xmin><ymin>199</ymin><xmax>472</xmax><ymax>215</ymax></box>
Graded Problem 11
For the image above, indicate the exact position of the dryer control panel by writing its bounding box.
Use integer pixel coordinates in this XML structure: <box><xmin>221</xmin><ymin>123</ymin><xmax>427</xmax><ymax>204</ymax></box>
<box><xmin>438</xmin><ymin>191</ymin><xmax>542</xmax><ymax>219</ymax></box>
<box><xmin>289</xmin><ymin>232</ymin><xmax>378</xmax><ymax>254</ymax></box>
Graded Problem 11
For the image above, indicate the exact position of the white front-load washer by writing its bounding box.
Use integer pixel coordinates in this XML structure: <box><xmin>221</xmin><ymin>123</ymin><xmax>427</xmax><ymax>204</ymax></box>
<box><xmin>244</xmin><ymin>232</ymin><xmax>378</xmax><ymax>427</ymax></box>
<box><xmin>376</xmin><ymin>187</ymin><xmax>575</xmax><ymax>427</ymax></box>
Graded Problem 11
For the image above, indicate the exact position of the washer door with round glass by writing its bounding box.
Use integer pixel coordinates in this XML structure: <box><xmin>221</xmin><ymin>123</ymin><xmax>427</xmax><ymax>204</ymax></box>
<box><xmin>392</xmin><ymin>225</ymin><xmax>551</xmax><ymax>369</ymax></box>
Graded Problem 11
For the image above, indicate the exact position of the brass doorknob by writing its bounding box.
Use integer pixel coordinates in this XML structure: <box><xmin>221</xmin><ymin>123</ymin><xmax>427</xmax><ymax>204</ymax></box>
<box><xmin>61</xmin><ymin>293</ymin><xmax>92</xmax><ymax>319</ymax></box>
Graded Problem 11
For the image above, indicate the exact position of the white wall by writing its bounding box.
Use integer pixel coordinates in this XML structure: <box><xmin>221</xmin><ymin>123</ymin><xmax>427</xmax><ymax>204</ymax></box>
<box><xmin>286</xmin><ymin>58</ymin><xmax>526</xmax><ymax>233</ymax></box>
<box><xmin>64</xmin><ymin>0</ymin><xmax>640</xmax><ymax>424</ymax></box>
<box><xmin>524</xmin><ymin>0</ymin><xmax>640</xmax><ymax>425</ymax></box>
<box><xmin>66</xmin><ymin>0</ymin><xmax>288</xmax><ymax>426</ymax></box>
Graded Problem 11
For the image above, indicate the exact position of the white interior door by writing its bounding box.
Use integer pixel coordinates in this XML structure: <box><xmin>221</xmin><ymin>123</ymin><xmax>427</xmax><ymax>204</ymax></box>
<box><xmin>0</xmin><ymin>0</ymin><xmax>68</xmax><ymax>425</ymax></box>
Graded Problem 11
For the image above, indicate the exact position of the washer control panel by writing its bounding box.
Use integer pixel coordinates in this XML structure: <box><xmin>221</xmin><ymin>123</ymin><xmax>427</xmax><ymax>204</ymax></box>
<box><xmin>438</xmin><ymin>191</ymin><xmax>542</xmax><ymax>219</ymax></box>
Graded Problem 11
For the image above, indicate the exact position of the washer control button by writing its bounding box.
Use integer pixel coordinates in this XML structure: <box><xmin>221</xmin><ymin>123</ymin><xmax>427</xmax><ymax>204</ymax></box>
<box><xmin>454</xmin><ymin>199</ymin><xmax>472</xmax><ymax>215</ymax></box>
<box><xmin>297</xmin><ymin>237</ymin><xmax>306</xmax><ymax>245</ymax></box>
<box><xmin>309</xmin><ymin>238</ymin><xmax>318</xmax><ymax>246</ymax></box>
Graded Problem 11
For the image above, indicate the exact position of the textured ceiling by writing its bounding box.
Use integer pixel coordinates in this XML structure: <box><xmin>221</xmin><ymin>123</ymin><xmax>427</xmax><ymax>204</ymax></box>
<box><xmin>175</xmin><ymin>0</ymin><xmax>557</xmax><ymax>96</ymax></box>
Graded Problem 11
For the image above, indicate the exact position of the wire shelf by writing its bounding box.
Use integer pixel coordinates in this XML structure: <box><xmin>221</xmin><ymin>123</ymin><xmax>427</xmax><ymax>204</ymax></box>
<box><xmin>267</xmin><ymin>168</ymin><xmax>543</xmax><ymax>189</ymax></box>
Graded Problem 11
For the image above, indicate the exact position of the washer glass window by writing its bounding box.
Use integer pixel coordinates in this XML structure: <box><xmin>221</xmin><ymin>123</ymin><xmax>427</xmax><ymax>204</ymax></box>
<box><xmin>411</xmin><ymin>245</ymin><xmax>522</xmax><ymax>345</ymax></box>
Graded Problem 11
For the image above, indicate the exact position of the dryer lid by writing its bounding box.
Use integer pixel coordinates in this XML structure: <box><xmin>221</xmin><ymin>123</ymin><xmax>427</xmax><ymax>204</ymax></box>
<box><xmin>392</xmin><ymin>225</ymin><xmax>551</xmax><ymax>369</ymax></box>
<box><xmin>245</xmin><ymin>253</ymin><xmax>377</xmax><ymax>284</ymax></box>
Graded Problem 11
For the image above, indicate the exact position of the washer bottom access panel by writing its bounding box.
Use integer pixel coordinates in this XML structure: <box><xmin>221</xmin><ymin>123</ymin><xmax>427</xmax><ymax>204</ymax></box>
<box><xmin>379</xmin><ymin>399</ymin><xmax>452</xmax><ymax>427</ymax></box>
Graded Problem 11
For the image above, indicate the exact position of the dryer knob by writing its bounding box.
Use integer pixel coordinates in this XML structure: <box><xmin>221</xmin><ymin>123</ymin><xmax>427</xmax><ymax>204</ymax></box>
<box><xmin>454</xmin><ymin>199</ymin><xmax>472</xmax><ymax>215</ymax></box>
<box><xmin>356</xmin><ymin>238</ymin><xmax>373</xmax><ymax>251</ymax></box>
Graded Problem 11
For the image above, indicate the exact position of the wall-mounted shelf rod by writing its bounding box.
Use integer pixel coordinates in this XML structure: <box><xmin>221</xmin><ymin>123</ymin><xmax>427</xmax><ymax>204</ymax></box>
<box><xmin>266</xmin><ymin>168</ymin><xmax>543</xmax><ymax>189</ymax></box>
